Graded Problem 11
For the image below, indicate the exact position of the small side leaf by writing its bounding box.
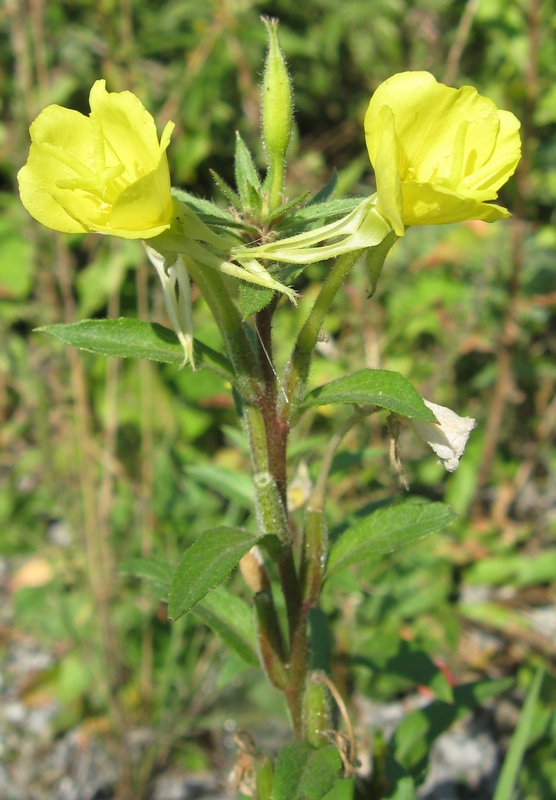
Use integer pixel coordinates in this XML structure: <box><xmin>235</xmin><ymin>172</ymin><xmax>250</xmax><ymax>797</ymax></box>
<box><xmin>192</xmin><ymin>585</ymin><xmax>259</xmax><ymax>666</ymax></box>
<box><xmin>326</xmin><ymin>499</ymin><xmax>456</xmax><ymax>578</ymax></box>
<box><xmin>235</xmin><ymin>132</ymin><xmax>262</xmax><ymax>213</ymax></box>
<box><xmin>171</xmin><ymin>187</ymin><xmax>237</xmax><ymax>223</ymax></box>
<box><xmin>210</xmin><ymin>168</ymin><xmax>241</xmax><ymax>208</ymax></box>
<box><xmin>272</xmin><ymin>740</ymin><xmax>342</xmax><ymax>800</ymax></box>
<box><xmin>239</xmin><ymin>282</ymin><xmax>275</xmax><ymax>319</ymax></box>
<box><xmin>302</xmin><ymin>370</ymin><xmax>437</xmax><ymax>422</ymax></box>
<box><xmin>37</xmin><ymin>319</ymin><xmax>233</xmax><ymax>377</ymax></box>
<box><xmin>168</xmin><ymin>527</ymin><xmax>264</xmax><ymax>620</ymax></box>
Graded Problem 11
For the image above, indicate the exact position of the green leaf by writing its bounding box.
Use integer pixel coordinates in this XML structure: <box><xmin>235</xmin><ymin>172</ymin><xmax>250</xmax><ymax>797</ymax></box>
<box><xmin>271</xmin><ymin>741</ymin><xmax>342</xmax><ymax>800</ymax></box>
<box><xmin>239</xmin><ymin>282</ymin><xmax>275</xmax><ymax>319</ymax></box>
<box><xmin>302</xmin><ymin>370</ymin><xmax>437</xmax><ymax>422</ymax></box>
<box><xmin>326</xmin><ymin>499</ymin><xmax>456</xmax><ymax>578</ymax></box>
<box><xmin>119</xmin><ymin>557</ymin><xmax>174</xmax><ymax>600</ymax></box>
<box><xmin>282</xmin><ymin>198</ymin><xmax>360</xmax><ymax>229</ymax></box>
<box><xmin>308</xmin><ymin>170</ymin><xmax>338</xmax><ymax>205</ymax></box>
<box><xmin>263</xmin><ymin>192</ymin><xmax>311</xmax><ymax>225</ymax></box>
<box><xmin>171</xmin><ymin>187</ymin><xmax>236</xmax><ymax>222</ymax></box>
<box><xmin>493</xmin><ymin>667</ymin><xmax>545</xmax><ymax>800</ymax></box>
<box><xmin>235</xmin><ymin>132</ymin><xmax>262</xmax><ymax>213</ymax></box>
<box><xmin>37</xmin><ymin>319</ymin><xmax>233</xmax><ymax>377</ymax></box>
<box><xmin>171</xmin><ymin>187</ymin><xmax>244</xmax><ymax>232</ymax></box>
<box><xmin>186</xmin><ymin>464</ymin><xmax>254</xmax><ymax>507</ymax></box>
<box><xmin>356</xmin><ymin>640</ymin><xmax>454</xmax><ymax>703</ymax></box>
<box><xmin>383</xmin><ymin>775</ymin><xmax>416</xmax><ymax>800</ymax></box>
<box><xmin>192</xmin><ymin>585</ymin><xmax>259</xmax><ymax>666</ymax></box>
<box><xmin>168</xmin><ymin>527</ymin><xmax>264</xmax><ymax>620</ymax></box>
<box><xmin>210</xmin><ymin>168</ymin><xmax>241</xmax><ymax>208</ymax></box>
<box><xmin>392</xmin><ymin>678</ymin><xmax>512</xmax><ymax>779</ymax></box>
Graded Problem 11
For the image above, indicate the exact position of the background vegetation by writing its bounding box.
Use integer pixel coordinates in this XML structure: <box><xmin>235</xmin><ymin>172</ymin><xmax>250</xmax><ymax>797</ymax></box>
<box><xmin>1</xmin><ymin>0</ymin><xmax>555</xmax><ymax>798</ymax></box>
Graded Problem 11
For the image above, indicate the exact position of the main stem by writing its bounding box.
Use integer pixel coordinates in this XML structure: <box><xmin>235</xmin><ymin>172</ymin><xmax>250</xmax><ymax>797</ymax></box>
<box><xmin>188</xmin><ymin>262</ymin><xmax>307</xmax><ymax>732</ymax></box>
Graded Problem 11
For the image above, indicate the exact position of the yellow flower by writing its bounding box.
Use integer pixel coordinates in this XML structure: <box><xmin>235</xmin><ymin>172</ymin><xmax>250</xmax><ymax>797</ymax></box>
<box><xmin>364</xmin><ymin>71</ymin><xmax>521</xmax><ymax>236</ymax></box>
<box><xmin>18</xmin><ymin>80</ymin><xmax>175</xmax><ymax>240</ymax></box>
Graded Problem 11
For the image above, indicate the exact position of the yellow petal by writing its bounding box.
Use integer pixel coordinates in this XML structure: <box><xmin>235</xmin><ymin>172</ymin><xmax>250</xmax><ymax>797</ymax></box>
<box><xmin>364</xmin><ymin>71</ymin><xmax>521</xmax><ymax>230</ymax></box>
<box><xmin>18</xmin><ymin>81</ymin><xmax>175</xmax><ymax>239</ymax></box>
<box><xmin>89</xmin><ymin>80</ymin><xmax>164</xmax><ymax>176</ymax></box>
<box><xmin>373</xmin><ymin>106</ymin><xmax>405</xmax><ymax>236</ymax></box>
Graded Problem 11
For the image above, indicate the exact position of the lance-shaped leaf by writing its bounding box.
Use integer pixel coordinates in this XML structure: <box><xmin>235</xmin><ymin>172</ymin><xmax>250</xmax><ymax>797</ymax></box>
<box><xmin>192</xmin><ymin>585</ymin><xmax>259</xmax><ymax>666</ymax></box>
<box><xmin>326</xmin><ymin>499</ymin><xmax>456</xmax><ymax>578</ymax></box>
<box><xmin>168</xmin><ymin>527</ymin><xmax>265</xmax><ymax>620</ymax></box>
<box><xmin>303</xmin><ymin>369</ymin><xmax>437</xmax><ymax>422</ymax></box>
<box><xmin>37</xmin><ymin>318</ymin><xmax>233</xmax><ymax>378</ymax></box>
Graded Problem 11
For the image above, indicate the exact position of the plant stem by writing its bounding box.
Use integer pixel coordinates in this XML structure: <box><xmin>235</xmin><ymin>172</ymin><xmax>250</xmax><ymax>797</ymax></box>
<box><xmin>278</xmin><ymin>249</ymin><xmax>364</xmax><ymax>424</ymax></box>
<box><xmin>184</xmin><ymin>260</ymin><xmax>264</xmax><ymax>403</ymax></box>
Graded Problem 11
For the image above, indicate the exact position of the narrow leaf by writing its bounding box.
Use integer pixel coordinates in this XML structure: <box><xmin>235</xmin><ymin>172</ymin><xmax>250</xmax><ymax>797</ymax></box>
<box><xmin>326</xmin><ymin>500</ymin><xmax>456</xmax><ymax>578</ymax></box>
<box><xmin>171</xmin><ymin>187</ymin><xmax>237</xmax><ymax>222</ymax></box>
<box><xmin>393</xmin><ymin>678</ymin><xmax>512</xmax><ymax>778</ymax></box>
<box><xmin>119</xmin><ymin>557</ymin><xmax>174</xmax><ymax>600</ymax></box>
<box><xmin>235</xmin><ymin>132</ymin><xmax>262</xmax><ymax>212</ymax></box>
<box><xmin>168</xmin><ymin>527</ymin><xmax>263</xmax><ymax>620</ymax></box>
<box><xmin>283</xmin><ymin>198</ymin><xmax>360</xmax><ymax>227</ymax></box>
<box><xmin>308</xmin><ymin>170</ymin><xmax>338</xmax><ymax>205</ymax></box>
<box><xmin>493</xmin><ymin>667</ymin><xmax>545</xmax><ymax>800</ymax></box>
<box><xmin>192</xmin><ymin>585</ymin><xmax>259</xmax><ymax>666</ymax></box>
<box><xmin>302</xmin><ymin>370</ymin><xmax>437</xmax><ymax>422</ymax></box>
<box><xmin>37</xmin><ymin>319</ymin><xmax>233</xmax><ymax>377</ymax></box>
<box><xmin>210</xmin><ymin>168</ymin><xmax>241</xmax><ymax>207</ymax></box>
<box><xmin>272</xmin><ymin>740</ymin><xmax>342</xmax><ymax>800</ymax></box>
<box><xmin>263</xmin><ymin>192</ymin><xmax>311</xmax><ymax>225</ymax></box>
<box><xmin>186</xmin><ymin>464</ymin><xmax>254</xmax><ymax>507</ymax></box>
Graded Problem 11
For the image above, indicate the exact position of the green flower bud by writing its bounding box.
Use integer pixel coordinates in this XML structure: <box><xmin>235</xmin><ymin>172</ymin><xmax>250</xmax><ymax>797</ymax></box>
<box><xmin>261</xmin><ymin>17</ymin><xmax>293</xmax><ymax>204</ymax></box>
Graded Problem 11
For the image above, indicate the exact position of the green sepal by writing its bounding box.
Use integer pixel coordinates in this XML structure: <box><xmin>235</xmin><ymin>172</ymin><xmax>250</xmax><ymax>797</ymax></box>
<box><xmin>366</xmin><ymin>230</ymin><xmax>398</xmax><ymax>297</ymax></box>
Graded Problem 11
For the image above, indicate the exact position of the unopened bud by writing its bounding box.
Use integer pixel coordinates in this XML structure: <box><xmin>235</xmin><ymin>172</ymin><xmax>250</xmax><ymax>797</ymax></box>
<box><xmin>261</xmin><ymin>17</ymin><xmax>293</xmax><ymax>167</ymax></box>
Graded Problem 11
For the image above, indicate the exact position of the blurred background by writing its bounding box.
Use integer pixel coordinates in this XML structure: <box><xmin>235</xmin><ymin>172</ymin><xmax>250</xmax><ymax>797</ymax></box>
<box><xmin>1</xmin><ymin>0</ymin><xmax>555</xmax><ymax>798</ymax></box>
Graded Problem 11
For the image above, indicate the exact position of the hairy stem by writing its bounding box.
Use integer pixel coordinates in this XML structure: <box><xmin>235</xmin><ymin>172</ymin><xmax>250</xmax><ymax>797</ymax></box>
<box><xmin>278</xmin><ymin>249</ymin><xmax>363</xmax><ymax>424</ymax></box>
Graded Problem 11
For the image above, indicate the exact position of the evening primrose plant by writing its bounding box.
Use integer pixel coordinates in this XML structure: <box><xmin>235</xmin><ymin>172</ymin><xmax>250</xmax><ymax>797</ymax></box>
<box><xmin>18</xmin><ymin>18</ymin><xmax>521</xmax><ymax>800</ymax></box>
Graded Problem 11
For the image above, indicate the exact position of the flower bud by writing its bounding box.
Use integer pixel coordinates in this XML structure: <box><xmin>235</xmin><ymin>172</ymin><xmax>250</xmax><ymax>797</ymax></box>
<box><xmin>261</xmin><ymin>18</ymin><xmax>293</xmax><ymax>169</ymax></box>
